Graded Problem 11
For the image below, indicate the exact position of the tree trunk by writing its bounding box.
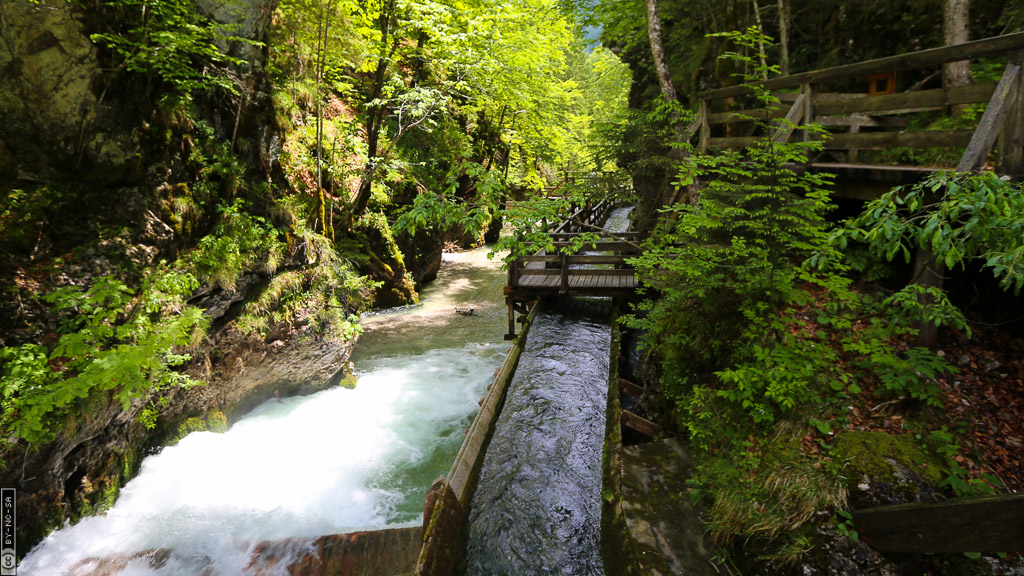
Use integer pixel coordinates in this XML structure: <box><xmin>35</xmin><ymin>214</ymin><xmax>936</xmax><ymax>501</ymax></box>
<box><xmin>912</xmin><ymin>246</ymin><xmax>946</xmax><ymax>348</ymax></box>
<box><xmin>644</xmin><ymin>0</ymin><xmax>678</xmax><ymax>103</ymax></box>
<box><xmin>943</xmin><ymin>0</ymin><xmax>971</xmax><ymax>95</ymax></box>
<box><xmin>911</xmin><ymin>0</ymin><xmax>970</xmax><ymax>346</ymax></box>
<box><xmin>352</xmin><ymin>0</ymin><xmax>397</xmax><ymax>219</ymax></box>
<box><xmin>777</xmin><ymin>0</ymin><xmax>790</xmax><ymax>76</ymax></box>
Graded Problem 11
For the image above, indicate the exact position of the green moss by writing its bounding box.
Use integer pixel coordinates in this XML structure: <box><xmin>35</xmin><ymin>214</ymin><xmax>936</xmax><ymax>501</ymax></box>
<box><xmin>832</xmin><ymin>431</ymin><xmax>944</xmax><ymax>486</ymax></box>
<box><xmin>167</xmin><ymin>410</ymin><xmax>229</xmax><ymax>445</ymax></box>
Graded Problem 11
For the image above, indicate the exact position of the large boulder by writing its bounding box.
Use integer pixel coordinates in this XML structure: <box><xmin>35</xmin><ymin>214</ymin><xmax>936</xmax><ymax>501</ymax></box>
<box><xmin>0</xmin><ymin>0</ymin><xmax>138</xmax><ymax>186</ymax></box>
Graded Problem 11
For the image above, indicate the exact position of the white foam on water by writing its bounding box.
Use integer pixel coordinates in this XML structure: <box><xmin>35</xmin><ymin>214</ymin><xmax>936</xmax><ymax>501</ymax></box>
<box><xmin>21</xmin><ymin>341</ymin><xmax>504</xmax><ymax>576</ymax></box>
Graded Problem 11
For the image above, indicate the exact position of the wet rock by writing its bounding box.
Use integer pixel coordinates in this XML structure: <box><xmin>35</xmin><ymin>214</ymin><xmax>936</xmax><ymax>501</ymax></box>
<box><xmin>619</xmin><ymin>438</ymin><xmax>716</xmax><ymax>576</ymax></box>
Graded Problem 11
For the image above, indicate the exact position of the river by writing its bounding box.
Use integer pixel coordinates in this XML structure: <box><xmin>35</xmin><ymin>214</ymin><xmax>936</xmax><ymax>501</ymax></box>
<box><xmin>19</xmin><ymin>245</ymin><xmax>510</xmax><ymax>575</ymax></box>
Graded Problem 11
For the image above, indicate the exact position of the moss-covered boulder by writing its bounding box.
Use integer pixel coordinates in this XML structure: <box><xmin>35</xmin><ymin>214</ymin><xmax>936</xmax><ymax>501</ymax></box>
<box><xmin>832</xmin><ymin>431</ymin><xmax>945</xmax><ymax>508</ymax></box>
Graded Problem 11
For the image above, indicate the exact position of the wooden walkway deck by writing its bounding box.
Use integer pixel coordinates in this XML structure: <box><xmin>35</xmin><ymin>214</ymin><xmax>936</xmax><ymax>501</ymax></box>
<box><xmin>504</xmin><ymin>232</ymin><xmax>641</xmax><ymax>339</ymax></box>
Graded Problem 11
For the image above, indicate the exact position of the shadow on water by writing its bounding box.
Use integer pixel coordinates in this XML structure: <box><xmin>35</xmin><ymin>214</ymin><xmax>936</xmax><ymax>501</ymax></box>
<box><xmin>465</xmin><ymin>297</ymin><xmax>612</xmax><ymax>576</ymax></box>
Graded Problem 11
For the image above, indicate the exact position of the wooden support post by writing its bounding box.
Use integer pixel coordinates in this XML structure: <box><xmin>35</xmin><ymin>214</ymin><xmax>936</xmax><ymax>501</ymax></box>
<box><xmin>559</xmin><ymin>254</ymin><xmax>568</xmax><ymax>293</ymax></box>
<box><xmin>855</xmin><ymin>493</ymin><xmax>1024</xmax><ymax>553</ymax></box>
<box><xmin>849</xmin><ymin>125</ymin><xmax>860</xmax><ymax>162</ymax></box>
<box><xmin>958</xmin><ymin>62</ymin><xmax>1021</xmax><ymax>171</ymax></box>
<box><xmin>802</xmin><ymin>83</ymin><xmax>814</xmax><ymax>145</ymax></box>
<box><xmin>622</xmin><ymin>410</ymin><xmax>662</xmax><ymax>438</ymax></box>
<box><xmin>505</xmin><ymin>297</ymin><xmax>516</xmax><ymax>340</ymax></box>
<box><xmin>772</xmin><ymin>92</ymin><xmax>806</xmax><ymax>144</ymax></box>
<box><xmin>699</xmin><ymin>99</ymin><xmax>710</xmax><ymax>154</ymax></box>
<box><xmin>997</xmin><ymin>50</ymin><xmax>1024</xmax><ymax>177</ymax></box>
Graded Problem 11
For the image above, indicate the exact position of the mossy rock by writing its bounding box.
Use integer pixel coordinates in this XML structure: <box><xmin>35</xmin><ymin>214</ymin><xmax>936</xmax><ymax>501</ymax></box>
<box><xmin>167</xmin><ymin>410</ymin><xmax>229</xmax><ymax>445</ymax></box>
<box><xmin>833</xmin><ymin>431</ymin><xmax>944</xmax><ymax>507</ymax></box>
<box><xmin>834</xmin><ymin>431</ymin><xmax>943</xmax><ymax>485</ymax></box>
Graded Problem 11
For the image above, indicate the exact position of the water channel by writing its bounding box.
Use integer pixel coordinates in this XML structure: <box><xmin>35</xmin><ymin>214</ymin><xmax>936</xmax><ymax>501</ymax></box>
<box><xmin>463</xmin><ymin>206</ymin><xmax>632</xmax><ymax>576</ymax></box>
<box><xmin>21</xmin><ymin>246</ymin><xmax>510</xmax><ymax>575</ymax></box>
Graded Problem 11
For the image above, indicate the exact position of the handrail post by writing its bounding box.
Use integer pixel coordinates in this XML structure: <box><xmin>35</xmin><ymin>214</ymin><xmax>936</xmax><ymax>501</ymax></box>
<box><xmin>560</xmin><ymin>254</ymin><xmax>568</xmax><ymax>293</ymax></box>
<box><xmin>997</xmin><ymin>49</ymin><xmax>1024</xmax><ymax>176</ymax></box>
<box><xmin>698</xmin><ymin>99</ymin><xmax>709</xmax><ymax>154</ymax></box>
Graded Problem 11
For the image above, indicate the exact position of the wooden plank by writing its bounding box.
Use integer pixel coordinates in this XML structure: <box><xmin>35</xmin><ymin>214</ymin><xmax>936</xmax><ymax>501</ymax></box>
<box><xmin>854</xmin><ymin>493</ymin><xmax>1024</xmax><ymax>553</ymax></box>
<box><xmin>773</xmin><ymin>92</ymin><xmax>806</xmax><ymax>143</ymax></box>
<box><xmin>814</xmin><ymin>83</ymin><xmax>996</xmax><ymax>116</ymax></box>
<box><xmin>706</xmin><ymin>136</ymin><xmax>759</xmax><ymax>149</ymax></box>
<box><xmin>708</xmin><ymin>106</ymin><xmax>788</xmax><ymax>124</ymax></box>
<box><xmin>823</xmin><ymin>129</ymin><xmax>975</xmax><ymax>150</ymax></box>
<box><xmin>959</xmin><ymin>63</ymin><xmax>1022</xmax><ymax>171</ymax></box>
<box><xmin>814</xmin><ymin>115</ymin><xmax>911</xmax><ymax>128</ymax></box>
<box><xmin>620</xmin><ymin>379</ymin><xmax>644</xmax><ymax>398</ymax></box>
<box><xmin>699</xmin><ymin>32</ymin><xmax>1024</xmax><ymax>100</ymax></box>
<box><xmin>622</xmin><ymin>411</ymin><xmax>662</xmax><ymax>438</ymax></box>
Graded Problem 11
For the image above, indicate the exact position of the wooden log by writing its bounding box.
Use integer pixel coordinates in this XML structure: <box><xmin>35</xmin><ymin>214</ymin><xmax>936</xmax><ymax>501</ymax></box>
<box><xmin>622</xmin><ymin>411</ymin><xmax>661</xmax><ymax>438</ymax></box>
<box><xmin>958</xmin><ymin>63</ymin><xmax>1022</xmax><ymax>171</ymax></box>
<box><xmin>699</xmin><ymin>32</ymin><xmax>1024</xmax><ymax>100</ymax></box>
<box><xmin>813</xmin><ymin>83</ymin><xmax>996</xmax><ymax>116</ymax></box>
<box><xmin>854</xmin><ymin>493</ymin><xmax>1024</xmax><ymax>553</ymax></box>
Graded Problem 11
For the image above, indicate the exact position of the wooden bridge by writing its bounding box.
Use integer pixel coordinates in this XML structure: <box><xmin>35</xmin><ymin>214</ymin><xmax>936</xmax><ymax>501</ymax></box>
<box><xmin>685</xmin><ymin>31</ymin><xmax>1024</xmax><ymax>201</ymax></box>
<box><xmin>504</xmin><ymin>200</ymin><xmax>640</xmax><ymax>339</ymax></box>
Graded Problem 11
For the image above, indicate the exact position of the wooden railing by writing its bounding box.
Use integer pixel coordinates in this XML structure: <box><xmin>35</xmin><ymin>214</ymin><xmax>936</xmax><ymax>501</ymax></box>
<box><xmin>692</xmin><ymin>32</ymin><xmax>1024</xmax><ymax>180</ymax></box>
<box><xmin>504</xmin><ymin>235</ymin><xmax>639</xmax><ymax>339</ymax></box>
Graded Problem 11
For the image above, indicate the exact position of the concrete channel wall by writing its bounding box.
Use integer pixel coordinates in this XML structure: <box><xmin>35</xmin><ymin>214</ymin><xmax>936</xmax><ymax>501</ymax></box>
<box><xmin>415</xmin><ymin>303</ymin><xmax>540</xmax><ymax>576</ymax></box>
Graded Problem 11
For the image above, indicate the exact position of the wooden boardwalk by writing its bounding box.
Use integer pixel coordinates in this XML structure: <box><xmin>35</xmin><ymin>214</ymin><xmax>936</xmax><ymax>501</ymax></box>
<box><xmin>504</xmin><ymin>230</ymin><xmax>640</xmax><ymax>339</ymax></box>
<box><xmin>689</xmin><ymin>31</ymin><xmax>1024</xmax><ymax>196</ymax></box>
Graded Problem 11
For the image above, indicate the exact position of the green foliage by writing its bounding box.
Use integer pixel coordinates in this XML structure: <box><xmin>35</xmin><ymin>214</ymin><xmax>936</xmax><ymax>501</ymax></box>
<box><xmin>835</xmin><ymin>510</ymin><xmax>859</xmax><ymax>542</ymax></box>
<box><xmin>394</xmin><ymin>160</ymin><xmax>505</xmax><ymax>239</ymax></box>
<box><xmin>235</xmin><ymin>217</ymin><xmax>375</xmax><ymax>340</ymax></box>
<box><xmin>1</xmin><ymin>272</ymin><xmax>208</xmax><ymax>444</ymax></box>
<box><xmin>837</xmin><ymin>171</ymin><xmax>1024</xmax><ymax>295</ymax></box>
<box><xmin>924</xmin><ymin>427</ymin><xmax>1003</xmax><ymax>498</ymax></box>
<box><xmin>86</xmin><ymin>0</ymin><xmax>251</xmax><ymax>104</ymax></box>
<box><xmin>622</xmin><ymin>30</ymin><xmax>968</xmax><ymax>551</ymax></box>
<box><xmin>186</xmin><ymin>200</ymin><xmax>284</xmax><ymax>290</ymax></box>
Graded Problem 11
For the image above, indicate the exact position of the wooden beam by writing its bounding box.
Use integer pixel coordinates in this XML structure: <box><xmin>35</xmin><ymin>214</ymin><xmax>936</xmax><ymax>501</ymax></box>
<box><xmin>802</xmin><ymin>84</ymin><xmax>814</xmax><ymax>144</ymax></box>
<box><xmin>622</xmin><ymin>410</ymin><xmax>661</xmax><ymax>438</ymax></box>
<box><xmin>708</xmin><ymin>106</ymin><xmax>789</xmax><ymax>124</ymax></box>
<box><xmin>958</xmin><ymin>63</ymin><xmax>1022</xmax><ymax>171</ymax></box>
<box><xmin>772</xmin><ymin>92</ymin><xmax>806</xmax><ymax>143</ymax></box>
<box><xmin>814</xmin><ymin>115</ymin><xmax>911</xmax><ymax>128</ymax></box>
<box><xmin>855</xmin><ymin>493</ymin><xmax>1024</xmax><ymax>553</ymax></box>
<box><xmin>823</xmin><ymin>129</ymin><xmax>975</xmax><ymax>150</ymax></box>
<box><xmin>814</xmin><ymin>83</ymin><xmax>996</xmax><ymax>116</ymax></box>
<box><xmin>997</xmin><ymin>51</ymin><xmax>1024</xmax><ymax>176</ymax></box>
<box><xmin>699</xmin><ymin>32</ymin><xmax>1024</xmax><ymax>100</ymax></box>
<box><xmin>619</xmin><ymin>379</ymin><xmax>645</xmax><ymax>398</ymax></box>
